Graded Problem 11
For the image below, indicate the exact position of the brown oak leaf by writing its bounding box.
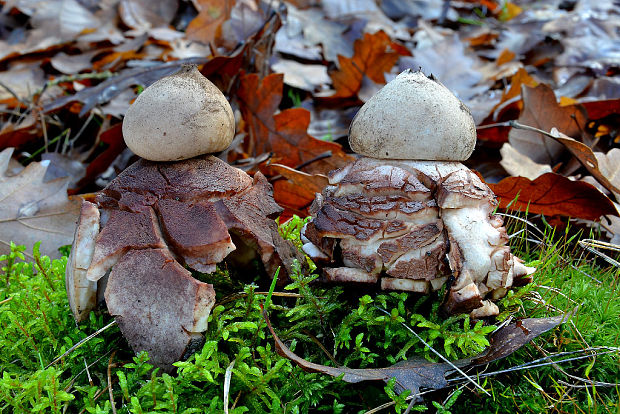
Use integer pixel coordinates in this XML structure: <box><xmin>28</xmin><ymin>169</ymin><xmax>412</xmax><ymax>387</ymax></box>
<box><xmin>237</xmin><ymin>73</ymin><xmax>353</xmax><ymax>174</ymax></box>
<box><xmin>487</xmin><ymin>173</ymin><xmax>618</xmax><ymax>220</ymax></box>
<box><xmin>0</xmin><ymin>148</ymin><xmax>81</xmax><ymax>259</ymax></box>
<box><xmin>186</xmin><ymin>0</ymin><xmax>235</xmax><ymax>45</ymax></box>
<box><xmin>508</xmin><ymin>84</ymin><xmax>587</xmax><ymax>165</ymax></box>
<box><xmin>329</xmin><ymin>31</ymin><xmax>409</xmax><ymax>99</ymax></box>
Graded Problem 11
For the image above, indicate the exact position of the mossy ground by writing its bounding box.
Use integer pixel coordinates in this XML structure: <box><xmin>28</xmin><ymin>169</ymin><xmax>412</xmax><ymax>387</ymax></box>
<box><xmin>0</xmin><ymin>217</ymin><xmax>618</xmax><ymax>413</ymax></box>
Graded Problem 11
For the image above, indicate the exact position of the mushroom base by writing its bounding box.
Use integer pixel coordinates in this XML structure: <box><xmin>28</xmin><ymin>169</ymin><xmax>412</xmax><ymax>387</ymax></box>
<box><xmin>302</xmin><ymin>157</ymin><xmax>535</xmax><ymax>317</ymax></box>
<box><xmin>66</xmin><ymin>155</ymin><xmax>305</xmax><ymax>371</ymax></box>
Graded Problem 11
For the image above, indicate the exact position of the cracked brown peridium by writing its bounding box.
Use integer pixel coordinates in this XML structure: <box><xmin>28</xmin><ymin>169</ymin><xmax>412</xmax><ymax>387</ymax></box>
<box><xmin>66</xmin><ymin>155</ymin><xmax>304</xmax><ymax>372</ymax></box>
<box><xmin>302</xmin><ymin>157</ymin><xmax>535</xmax><ymax>318</ymax></box>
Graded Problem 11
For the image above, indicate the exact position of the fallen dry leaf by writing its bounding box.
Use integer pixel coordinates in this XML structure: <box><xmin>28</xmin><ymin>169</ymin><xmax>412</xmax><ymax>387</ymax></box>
<box><xmin>73</xmin><ymin>124</ymin><xmax>126</xmax><ymax>193</ymax></box>
<box><xmin>508</xmin><ymin>84</ymin><xmax>587</xmax><ymax>165</ymax></box>
<box><xmin>0</xmin><ymin>113</ymin><xmax>40</xmax><ymax>149</ymax></box>
<box><xmin>263</xmin><ymin>163</ymin><xmax>328</xmax><ymax>219</ymax></box>
<box><xmin>263</xmin><ymin>307</ymin><xmax>570</xmax><ymax>396</ymax></box>
<box><xmin>500</xmin><ymin>142</ymin><xmax>552</xmax><ymax>180</ymax></box>
<box><xmin>548</xmin><ymin>128</ymin><xmax>620</xmax><ymax>198</ymax></box>
<box><xmin>236</xmin><ymin>73</ymin><xmax>353</xmax><ymax>174</ymax></box>
<box><xmin>472</xmin><ymin>313</ymin><xmax>573</xmax><ymax>365</ymax></box>
<box><xmin>43</xmin><ymin>58</ymin><xmax>207</xmax><ymax>116</ymax></box>
<box><xmin>329</xmin><ymin>31</ymin><xmax>408</xmax><ymax>99</ymax></box>
<box><xmin>594</xmin><ymin>149</ymin><xmax>620</xmax><ymax>200</ymax></box>
<box><xmin>477</xmin><ymin>68</ymin><xmax>538</xmax><ymax>143</ymax></box>
<box><xmin>487</xmin><ymin>173</ymin><xmax>618</xmax><ymax>221</ymax></box>
<box><xmin>186</xmin><ymin>0</ymin><xmax>234</xmax><ymax>46</ymax></box>
<box><xmin>118</xmin><ymin>0</ymin><xmax>178</xmax><ymax>31</ymax></box>
<box><xmin>0</xmin><ymin>148</ymin><xmax>80</xmax><ymax>259</ymax></box>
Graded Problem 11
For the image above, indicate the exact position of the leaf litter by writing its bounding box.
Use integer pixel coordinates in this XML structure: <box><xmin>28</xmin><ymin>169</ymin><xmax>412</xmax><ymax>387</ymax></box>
<box><xmin>0</xmin><ymin>0</ymin><xmax>619</xmax><ymax>407</ymax></box>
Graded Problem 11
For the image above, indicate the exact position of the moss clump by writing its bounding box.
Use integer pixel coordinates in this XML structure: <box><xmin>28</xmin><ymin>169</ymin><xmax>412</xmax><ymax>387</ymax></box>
<box><xmin>0</xmin><ymin>217</ymin><xmax>618</xmax><ymax>413</ymax></box>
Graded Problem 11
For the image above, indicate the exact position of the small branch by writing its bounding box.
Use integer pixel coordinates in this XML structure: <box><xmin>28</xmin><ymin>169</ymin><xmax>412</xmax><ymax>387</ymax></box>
<box><xmin>108</xmin><ymin>351</ymin><xmax>118</xmax><ymax>414</ymax></box>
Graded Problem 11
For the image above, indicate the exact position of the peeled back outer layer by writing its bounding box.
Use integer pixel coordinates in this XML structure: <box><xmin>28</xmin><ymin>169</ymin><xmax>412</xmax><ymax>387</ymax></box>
<box><xmin>302</xmin><ymin>157</ymin><xmax>535</xmax><ymax>317</ymax></box>
<box><xmin>65</xmin><ymin>155</ymin><xmax>305</xmax><ymax>371</ymax></box>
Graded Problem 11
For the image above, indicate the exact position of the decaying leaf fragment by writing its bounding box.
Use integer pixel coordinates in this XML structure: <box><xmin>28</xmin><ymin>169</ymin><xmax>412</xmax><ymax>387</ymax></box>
<box><xmin>264</xmin><ymin>308</ymin><xmax>571</xmax><ymax>396</ymax></box>
<box><xmin>487</xmin><ymin>173</ymin><xmax>618</xmax><ymax>220</ymax></box>
<box><xmin>0</xmin><ymin>148</ymin><xmax>81</xmax><ymax>259</ymax></box>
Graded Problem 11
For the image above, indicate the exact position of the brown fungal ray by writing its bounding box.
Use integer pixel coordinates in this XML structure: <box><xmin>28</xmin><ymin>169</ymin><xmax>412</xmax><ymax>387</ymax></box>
<box><xmin>86</xmin><ymin>208</ymin><xmax>166</xmax><ymax>282</ymax></box>
<box><xmin>386</xmin><ymin>237</ymin><xmax>448</xmax><ymax>280</ymax></box>
<box><xmin>332</xmin><ymin>158</ymin><xmax>434</xmax><ymax>201</ymax></box>
<box><xmin>105</xmin><ymin>248</ymin><xmax>216</xmax><ymax>373</ymax></box>
<box><xmin>98</xmin><ymin>159</ymin><xmax>168</xmax><ymax>211</ymax></box>
<box><xmin>330</xmin><ymin>194</ymin><xmax>439</xmax><ymax>223</ymax></box>
<box><xmin>215</xmin><ymin>172</ymin><xmax>304</xmax><ymax>283</ymax></box>
<box><xmin>435</xmin><ymin>168</ymin><xmax>496</xmax><ymax>209</ymax></box>
<box><xmin>376</xmin><ymin>221</ymin><xmax>444</xmax><ymax>265</ymax></box>
<box><xmin>380</xmin><ymin>277</ymin><xmax>430</xmax><ymax>293</ymax></box>
<box><xmin>155</xmin><ymin>199</ymin><xmax>235</xmax><ymax>273</ymax></box>
<box><xmin>158</xmin><ymin>156</ymin><xmax>252</xmax><ymax>202</ymax></box>
<box><xmin>66</xmin><ymin>200</ymin><xmax>100</xmax><ymax>322</ymax></box>
<box><xmin>324</xmin><ymin>267</ymin><xmax>379</xmax><ymax>284</ymax></box>
<box><xmin>311</xmin><ymin>203</ymin><xmax>410</xmax><ymax>242</ymax></box>
<box><xmin>99</xmin><ymin>156</ymin><xmax>253</xmax><ymax>211</ymax></box>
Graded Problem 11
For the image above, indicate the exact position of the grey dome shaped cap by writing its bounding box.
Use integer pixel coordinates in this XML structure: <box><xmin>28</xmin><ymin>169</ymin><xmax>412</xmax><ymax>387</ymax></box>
<box><xmin>348</xmin><ymin>70</ymin><xmax>476</xmax><ymax>161</ymax></box>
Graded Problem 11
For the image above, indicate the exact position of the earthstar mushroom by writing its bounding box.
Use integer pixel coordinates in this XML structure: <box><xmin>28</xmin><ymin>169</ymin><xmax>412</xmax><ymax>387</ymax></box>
<box><xmin>302</xmin><ymin>70</ymin><xmax>535</xmax><ymax>317</ymax></box>
<box><xmin>66</xmin><ymin>68</ymin><xmax>304</xmax><ymax>372</ymax></box>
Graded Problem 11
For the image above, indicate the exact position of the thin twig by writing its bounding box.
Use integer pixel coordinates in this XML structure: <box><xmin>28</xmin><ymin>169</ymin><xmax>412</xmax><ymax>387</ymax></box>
<box><xmin>224</xmin><ymin>360</ymin><xmax>235</xmax><ymax>414</ymax></box>
<box><xmin>108</xmin><ymin>351</ymin><xmax>118</xmax><ymax>414</ymax></box>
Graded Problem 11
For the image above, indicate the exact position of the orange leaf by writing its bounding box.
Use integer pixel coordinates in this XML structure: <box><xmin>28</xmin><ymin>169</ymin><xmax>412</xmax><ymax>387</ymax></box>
<box><xmin>237</xmin><ymin>73</ymin><xmax>353</xmax><ymax>174</ymax></box>
<box><xmin>496</xmin><ymin>49</ymin><xmax>515</xmax><ymax>66</ymax></box>
<box><xmin>264</xmin><ymin>163</ymin><xmax>328</xmax><ymax>218</ymax></box>
<box><xmin>467</xmin><ymin>32</ymin><xmax>499</xmax><ymax>47</ymax></box>
<box><xmin>329</xmin><ymin>31</ymin><xmax>409</xmax><ymax>99</ymax></box>
<box><xmin>186</xmin><ymin>0</ymin><xmax>235</xmax><ymax>45</ymax></box>
<box><xmin>477</xmin><ymin>68</ymin><xmax>538</xmax><ymax>143</ymax></box>
<box><xmin>487</xmin><ymin>173</ymin><xmax>618</xmax><ymax>220</ymax></box>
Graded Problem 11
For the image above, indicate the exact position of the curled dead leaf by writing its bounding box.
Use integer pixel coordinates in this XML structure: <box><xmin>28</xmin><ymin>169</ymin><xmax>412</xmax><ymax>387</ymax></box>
<box><xmin>263</xmin><ymin>307</ymin><xmax>571</xmax><ymax>396</ymax></box>
<box><xmin>0</xmin><ymin>148</ymin><xmax>81</xmax><ymax>259</ymax></box>
<box><xmin>487</xmin><ymin>173</ymin><xmax>618</xmax><ymax>220</ymax></box>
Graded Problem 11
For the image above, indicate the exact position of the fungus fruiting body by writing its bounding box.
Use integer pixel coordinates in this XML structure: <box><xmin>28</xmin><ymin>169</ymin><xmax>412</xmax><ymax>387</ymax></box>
<box><xmin>122</xmin><ymin>65</ymin><xmax>235</xmax><ymax>162</ymax></box>
<box><xmin>302</xmin><ymin>70</ymin><xmax>535</xmax><ymax>317</ymax></box>
<box><xmin>66</xmin><ymin>68</ymin><xmax>303</xmax><ymax>372</ymax></box>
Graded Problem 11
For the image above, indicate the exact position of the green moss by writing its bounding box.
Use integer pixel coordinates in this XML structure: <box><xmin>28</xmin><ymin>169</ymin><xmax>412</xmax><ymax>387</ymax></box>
<box><xmin>0</xmin><ymin>217</ymin><xmax>618</xmax><ymax>413</ymax></box>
